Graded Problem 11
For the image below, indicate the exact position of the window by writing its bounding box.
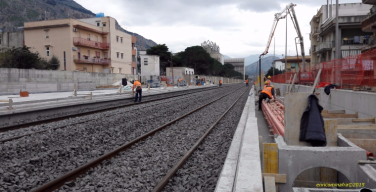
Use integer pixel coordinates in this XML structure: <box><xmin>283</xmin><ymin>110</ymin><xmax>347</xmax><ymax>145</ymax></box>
<box><xmin>103</xmin><ymin>23</ymin><xmax>106</xmax><ymax>27</ymax></box>
<box><xmin>116</xmin><ymin>36</ymin><xmax>119</xmax><ymax>42</ymax></box>
<box><xmin>45</xmin><ymin>30</ymin><xmax>49</xmax><ymax>39</ymax></box>
<box><xmin>97</xmin><ymin>22</ymin><xmax>100</xmax><ymax>27</ymax></box>
<box><xmin>95</xmin><ymin>51</ymin><xmax>100</xmax><ymax>58</ymax></box>
<box><xmin>104</xmin><ymin>52</ymin><xmax>108</xmax><ymax>59</ymax></box>
<box><xmin>144</xmin><ymin>58</ymin><xmax>148</xmax><ymax>65</ymax></box>
<box><xmin>118</xmin><ymin>68</ymin><xmax>122</xmax><ymax>73</ymax></box>
<box><xmin>46</xmin><ymin>47</ymin><xmax>50</xmax><ymax>56</ymax></box>
<box><xmin>87</xmin><ymin>34</ymin><xmax>91</xmax><ymax>41</ymax></box>
<box><xmin>120</xmin><ymin>37</ymin><xmax>123</xmax><ymax>43</ymax></box>
<box><xmin>117</xmin><ymin>52</ymin><xmax>119</xmax><ymax>58</ymax></box>
<box><xmin>83</xmin><ymin>67</ymin><xmax>87</xmax><ymax>71</ymax></box>
<box><xmin>121</xmin><ymin>53</ymin><xmax>123</xmax><ymax>59</ymax></box>
<box><xmin>95</xmin><ymin>35</ymin><xmax>98</xmax><ymax>42</ymax></box>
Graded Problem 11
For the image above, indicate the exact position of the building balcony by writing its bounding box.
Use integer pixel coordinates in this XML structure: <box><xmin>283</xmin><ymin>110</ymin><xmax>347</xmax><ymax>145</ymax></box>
<box><xmin>312</xmin><ymin>45</ymin><xmax>317</xmax><ymax>53</ymax></box>
<box><xmin>131</xmin><ymin>36</ymin><xmax>136</xmax><ymax>43</ymax></box>
<box><xmin>131</xmin><ymin>62</ymin><xmax>136</xmax><ymax>68</ymax></box>
<box><xmin>362</xmin><ymin>0</ymin><xmax>376</xmax><ymax>5</ymax></box>
<box><xmin>316</xmin><ymin>41</ymin><xmax>334</xmax><ymax>53</ymax></box>
<box><xmin>362</xmin><ymin>11</ymin><xmax>376</xmax><ymax>32</ymax></box>
<box><xmin>73</xmin><ymin>55</ymin><xmax>110</xmax><ymax>65</ymax></box>
<box><xmin>73</xmin><ymin>37</ymin><xmax>110</xmax><ymax>50</ymax></box>
<box><xmin>132</xmin><ymin>49</ymin><xmax>136</xmax><ymax>56</ymax></box>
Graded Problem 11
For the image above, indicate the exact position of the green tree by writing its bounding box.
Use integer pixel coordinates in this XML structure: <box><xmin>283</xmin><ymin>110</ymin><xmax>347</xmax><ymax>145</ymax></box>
<box><xmin>0</xmin><ymin>46</ymin><xmax>41</xmax><ymax>69</ymax></box>
<box><xmin>265</xmin><ymin>67</ymin><xmax>284</xmax><ymax>77</ymax></box>
<box><xmin>48</xmin><ymin>55</ymin><xmax>60</xmax><ymax>70</ymax></box>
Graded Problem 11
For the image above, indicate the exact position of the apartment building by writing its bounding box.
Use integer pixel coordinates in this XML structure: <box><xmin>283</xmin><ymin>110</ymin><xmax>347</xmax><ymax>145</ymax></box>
<box><xmin>24</xmin><ymin>16</ymin><xmax>136</xmax><ymax>74</ymax></box>
<box><xmin>361</xmin><ymin>0</ymin><xmax>376</xmax><ymax>52</ymax></box>
<box><xmin>278</xmin><ymin>56</ymin><xmax>311</xmax><ymax>72</ymax></box>
<box><xmin>309</xmin><ymin>2</ymin><xmax>372</xmax><ymax>66</ymax></box>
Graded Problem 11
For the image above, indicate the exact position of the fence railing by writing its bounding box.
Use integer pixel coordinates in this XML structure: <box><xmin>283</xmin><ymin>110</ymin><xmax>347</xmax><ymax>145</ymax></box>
<box><xmin>270</xmin><ymin>49</ymin><xmax>376</xmax><ymax>89</ymax></box>
<box><xmin>73</xmin><ymin>55</ymin><xmax>110</xmax><ymax>65</ymax></box>
<box><xmin>73</xmin><ymin>37</ymin><xmax>110</xmax><ymax>50</ymax></box>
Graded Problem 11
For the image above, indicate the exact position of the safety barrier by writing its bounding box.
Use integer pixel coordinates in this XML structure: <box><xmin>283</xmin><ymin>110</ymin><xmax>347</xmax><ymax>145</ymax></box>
<box><xmin>270</xmin><ymin>49</ymin><xmax>376</xmax><ymax>89</ymax></box>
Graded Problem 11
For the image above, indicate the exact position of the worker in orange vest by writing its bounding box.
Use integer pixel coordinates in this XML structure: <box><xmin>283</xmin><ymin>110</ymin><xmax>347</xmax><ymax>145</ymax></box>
<box><xmin>264</xmin><ymin>76</ymin><xmax>272</xmax><ymax>88</ymax></box>
<box><xmin>258</xmin><ymin>85</ymin><xmax>275</xmax><ymax>111</ymax></box>
<box><xmin>132</xmin><ymin>79</ymin><xmax>142</xmax><ymax>102</ymax></box>
<box><xmin>219</xmin><ymin>80</ymin><xmax>222</xmax><ymax>87</ymax></box>
<box><xmin>246</xmin><ymin>79</ymin><xmax>249</xmax><ymax>86</ymax></box>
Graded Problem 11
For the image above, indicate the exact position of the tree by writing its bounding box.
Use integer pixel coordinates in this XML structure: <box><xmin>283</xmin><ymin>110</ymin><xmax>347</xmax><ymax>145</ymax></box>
<box><xmin>0</xmin><ymin>46</ymin><xmax>41</xmax><ymax>69</ymax></box>
<box><xmin>48</xmin><ymin>55</ymin><xmax>60</xmax><ymax>70</ymax></box>
<box><xmin>265</xmin><ymin>67</ymin><xmax>284</xmax><ymax>77</ymax></box>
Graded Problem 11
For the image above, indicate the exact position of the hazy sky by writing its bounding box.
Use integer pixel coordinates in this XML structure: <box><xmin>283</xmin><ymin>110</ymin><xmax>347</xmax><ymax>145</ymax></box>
<box><xmin>75</xmin><ymin>0</ymin><xmax>362</xmax><ymax>58</ymax></box>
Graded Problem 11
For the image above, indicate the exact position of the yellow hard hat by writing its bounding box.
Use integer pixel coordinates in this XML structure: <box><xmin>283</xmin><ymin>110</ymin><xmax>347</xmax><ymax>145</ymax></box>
<box><xmin>268</xmin><ymin>76</ymin><xmax>271</xmax><ymax>78</ymax></box>
<box><xmin>271</xmin><ymin>85</ymin><xmax>274</xmax><ymax>88</ymax></box>
<box><xmin>265</xmin><ymin>81</ymin><xmax>269</xmax><ymax>84</ymax></box>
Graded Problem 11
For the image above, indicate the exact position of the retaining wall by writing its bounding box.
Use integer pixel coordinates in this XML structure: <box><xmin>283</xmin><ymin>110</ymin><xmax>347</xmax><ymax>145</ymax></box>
<box><xmin>0</xmin><ymin>68</ymin><xmax>137</xmax><ymax>94</ymax></box>
<box><xmin>272</xmin><ymin>83</ymin><xmax>376</xmax><ymax>118</ymax></box>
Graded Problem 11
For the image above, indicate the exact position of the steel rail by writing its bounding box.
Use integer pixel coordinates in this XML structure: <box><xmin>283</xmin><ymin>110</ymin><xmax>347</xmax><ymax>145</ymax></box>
<box><xmin>152</xmin><ymin>88</ymin><xmax>249</xmax><ymax>192</ymax></box>
<box><xmin>0</xmin><ymin>86</ymin><xmax>224</xmax><ymax>133</ymax></box>
<box><xmin>0</xmin><ymin>86</ymin><xmax>223</xmax><ymax>143</ymax></box>
<box><xmin>30</xmin><ymin>86</ymin><xmax>246</xmax><ymax>192</ymax></box>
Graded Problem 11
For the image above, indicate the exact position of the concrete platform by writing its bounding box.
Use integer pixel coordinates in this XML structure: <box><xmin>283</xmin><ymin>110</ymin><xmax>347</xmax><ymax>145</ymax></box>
<box><xmin>215</xmin><ymin>86</ymin><xmax>263</xmax><ymax>192</ymax></box>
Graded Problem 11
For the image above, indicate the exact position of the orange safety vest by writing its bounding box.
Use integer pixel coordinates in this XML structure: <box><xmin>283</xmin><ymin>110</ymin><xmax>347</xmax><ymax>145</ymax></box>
<box><xmin>219</xmin><ymin>80</ymin><xmax>222</xmax><ymax>84</ymax></box>
<box><xmin>246</xmin><ymin>80</ymin><xmax>249</xmax><ymax>83</ymax></box>
<box><xmin>132</xmin><ymin>81</ymin><xmax>142</xmax><ymax>90</ymax></box>
<box><xmin>261</xmin><ymin>86</ymin><xmax>273</xmax><ymax>98</ymax></box>
<box><xmin>265</xmin><ymin>79</ymin><xmax>271</xmax><ymax>85</ymax></box>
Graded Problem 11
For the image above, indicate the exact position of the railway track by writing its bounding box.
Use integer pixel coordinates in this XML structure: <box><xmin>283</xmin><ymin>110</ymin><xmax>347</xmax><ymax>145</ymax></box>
<box><xmin>0</xmin><ymin>84</ymin><xmax>246</xmax><ymax>192</ymax></box>
<box><xmin>0</xmin><ymin>86</ymin><xmax>229</xmax><ymax>143</ymax></box>
<box><xmin>0</xmin><ymin>85</ymin><xmax>226</xmax><ymax>133</ymax></box>
<box><xmin>28</xmin><ymin>86</ymin><xmax>249</xmax><ymax>192</ymax></box>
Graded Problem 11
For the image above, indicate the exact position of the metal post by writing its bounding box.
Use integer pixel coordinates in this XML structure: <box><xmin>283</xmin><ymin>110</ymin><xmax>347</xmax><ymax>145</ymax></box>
<box><xmin>273</xmin><ymin>36</ymin><xmax>275</xmax><ymax>77</ymax></box>
<box><xmin>335</xmin><ymin>0</ymin><xmax>341</xmax><ymax>59</ymax></box>
<box><xmin>258</xmin><ymin>57</ymin><xmax>261</xmax><ymax>89</ymax></box>
<box><xmin>171</xmin><ymin>55</ymin><xmax>174</xmax><ymax>85</ymax></box>
<box><xmin>64</xmin><ymin>51</ymin><xmax>66</xmax><ymax>70</ymax></box>
<box><xmin>285</xmin><ymin>5</ymin><xmax>288</xmax><ymax>71</ymax></box>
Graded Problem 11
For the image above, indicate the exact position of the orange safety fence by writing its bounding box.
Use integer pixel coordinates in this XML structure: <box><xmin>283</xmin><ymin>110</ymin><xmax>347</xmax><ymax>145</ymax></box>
<box><xmin>268</xmin><ymin>49</ymin><xmax>376</xmax><ymax>89</ymax></box>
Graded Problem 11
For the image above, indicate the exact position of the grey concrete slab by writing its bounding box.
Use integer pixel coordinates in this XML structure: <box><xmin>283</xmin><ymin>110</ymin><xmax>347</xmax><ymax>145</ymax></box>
<box><xmin>215</xmin><ymin>89</ymin><xmax>252</xmax><ymax>192</ymax></box>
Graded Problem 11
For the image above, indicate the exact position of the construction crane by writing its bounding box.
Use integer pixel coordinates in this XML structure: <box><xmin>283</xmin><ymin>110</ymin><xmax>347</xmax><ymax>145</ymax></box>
<box><xmin>258</xmin><ymin>3</ymin><xmax>306</xmax><ymax>89</ymax></box>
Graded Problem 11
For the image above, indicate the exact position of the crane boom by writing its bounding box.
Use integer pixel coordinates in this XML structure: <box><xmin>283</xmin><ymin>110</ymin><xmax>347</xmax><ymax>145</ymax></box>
<box><xmin>258</xmin><ymin>3</ymin><xmax>306</xmax><ymax>89</ymax></box>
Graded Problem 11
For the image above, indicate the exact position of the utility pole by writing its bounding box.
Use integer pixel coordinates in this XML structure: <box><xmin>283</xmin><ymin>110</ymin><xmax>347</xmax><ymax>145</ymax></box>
<box><xmin>335</xmin><ymin>0</ymin><xmax>341</xmax><ymax>59</ymax></box>
<box><xmin>273</xmin><ymin>36</ymin><xmax>275</xmax><ymax>77</ymax></box>
<box><xmin>285</xmin><ymin>5</ymin><xmax>288</xmax><ymax>71</ymax></box>
<box><xmin>171</xmin><ymin>55</ymin><xmax>174</xmax><ymax>84</ymax></box>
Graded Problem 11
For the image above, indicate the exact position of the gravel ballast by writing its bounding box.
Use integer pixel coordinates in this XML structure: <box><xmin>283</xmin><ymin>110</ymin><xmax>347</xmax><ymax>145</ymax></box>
<box><xmin>57</xmin><ymin>86</ymin><xmax>249</xmax><ymax>192</ymax></box>
<box><xmin>0</xmin><ymin>85</ymin><xmax>242</xmax><ymax>192</ymax></box>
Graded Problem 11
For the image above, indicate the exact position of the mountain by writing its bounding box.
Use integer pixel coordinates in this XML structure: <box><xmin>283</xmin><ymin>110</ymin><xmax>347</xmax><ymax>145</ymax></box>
<box><xmin>244</xmin><ymin>54</ymin><xmax>283</xmax><ymax>66</ymax></box>
<box><xmin>223</xmin><ymin>55</ymin><xmax>231</xmax><ymax>59</ymax></box>
<box><xmin>0</xmin><ymin>0</ymin><xmax>157</xmax><ymax>50</ymax></box>
<box><xmin>245</xmin><ymin>56</ymin><xmax>280</xmax><ymax>76</ymax></box>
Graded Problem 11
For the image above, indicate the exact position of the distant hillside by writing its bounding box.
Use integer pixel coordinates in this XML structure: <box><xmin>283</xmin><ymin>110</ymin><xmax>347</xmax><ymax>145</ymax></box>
<box><xmin>0</xmin><ymin>0</ymin><xmax>94</xmax><ymax>31</ymax></box>
<box><xmin>245</xmin><ymin>56</ymin><xmax>280</xmax><ymax>76</ymax></box>
<box><xmin>223</xmin><ymin>55</ymin><xmax>231</xmax><ymax>59</ymax></box>
<box><xmin>245</xmin><ymin>54</ymin><xmax>283</xmax><ymax>66</ymax></box>
<box><xmin>0</xmin><ymin>0</ymin><xmax>157</xmax><ymax>50</ymax></box>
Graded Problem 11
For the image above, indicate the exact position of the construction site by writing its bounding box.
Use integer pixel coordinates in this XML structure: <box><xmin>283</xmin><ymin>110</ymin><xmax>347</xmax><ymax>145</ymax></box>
<box><xmin>2</xmin><ymin>1</ymin><xmax>376</xmax><ymax>192</ymax></box>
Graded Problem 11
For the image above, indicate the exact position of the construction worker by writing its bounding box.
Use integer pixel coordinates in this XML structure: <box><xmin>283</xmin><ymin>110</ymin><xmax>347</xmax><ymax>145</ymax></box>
<box><xmin>265</xmin><ymin>76</ymin><xmax>272</xmax><ymax>87</ymax></box>
<box><xmin>132</xmin><ymin>79</ymin><xmax>142</xmax><ymax>102</ymax></box>
<box><xmin>219</xmin><ymin>80</ymin><xmax>222</xmax><ymax>87</ymax></box>
<box><xmin>246</xmin><ymin>79</ymin><xmax>249</xmax><ymax>86</ymax></box>
<box><xmin>258</xmin><ymin>85</ymin><xmax>275</xmax><ymax>111</ymax></box>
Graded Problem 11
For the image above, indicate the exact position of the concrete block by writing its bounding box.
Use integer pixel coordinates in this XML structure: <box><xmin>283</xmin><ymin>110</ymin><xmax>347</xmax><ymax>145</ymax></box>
<box><xmin>264</xmin><ymin>176</ymin><xmax>276</xmax><ymax>192</ymax></box>
<box><xmin>284</xmin><ymin>92</ymin><xmax>311</xmax><ymax>146</ymax></box>
<box><xmin>276</xmin><ymin>134</ymin><xmax>367</xmax><ymax>192</ymax></box>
